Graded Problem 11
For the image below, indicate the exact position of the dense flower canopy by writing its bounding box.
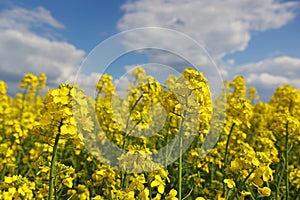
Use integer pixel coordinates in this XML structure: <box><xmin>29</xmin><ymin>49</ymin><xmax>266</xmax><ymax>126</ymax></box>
<box><xmin>0</xmin><ymin>67</ymin><xmax>299</xmax><ymax>199</ymax></box>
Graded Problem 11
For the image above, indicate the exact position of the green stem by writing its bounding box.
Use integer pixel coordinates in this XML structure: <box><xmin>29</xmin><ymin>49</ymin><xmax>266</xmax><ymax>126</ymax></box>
<box><xmin>275</xmin><ymin>160</ymin><xmax>282</xmax><ymax>200</ymax></box>
<box><xmin>121</xmin><ymin>94</ymin><xmax>143</xmax><ymax>188</ymax></box>
<box><xmin>48</xmin><ymin>133</ymin><xmax>60</xmax><ymax>200</ymax></box>
<box><xmin>223</xmin><ymin>123</ymin><xmax>235</xmax><ymax>195</ymax></box>
<box><xmin>245</xmin><ymin>185</ymin><xmax>256</xmax><ymax>200</ymax></box>
<box><xmin>229</xmin><ymin>167</ymin><xmax>256</xmax><ymax>199</ymax></box>
<box><xmin>178</xmin><ymin>94</ymin><xmax>189</xmax><ymax>200</ymax></box>
<box><xmin>182</xmin><ymin>187</ymin><xmax>193</xmax><ymax>200</ymax></box>
<box><xmin>276</xmin><ymin>153</ymin><xmax>286</xmax><ymax>200</ymax></box>
<box><xmin>285</xmin><ymin>121</ymin><xmax>289</xmax><ymax>200</ymax></box>
<box><xmin>165</xmin><ymin>119</ymin><xmax>171</xmax><ymax>166</ymax></box>
<box><xmin>0</xmin><ymin>163</ymin><xmax>6</xmax><ymax>182</ymax></box>
<box><xmin>19</xmin><ymin>147</ymin><xmax>35</xmax><ymax>178</ymax></box>
<box><xmin>224</xmin><ymin>123</ymin><xmax>235</xmax><ymax>167</ymax></box>
<box><xmin>179</xmin><ymin>130</ymin><xmax>183</xmax><ymax>200</ymax></box>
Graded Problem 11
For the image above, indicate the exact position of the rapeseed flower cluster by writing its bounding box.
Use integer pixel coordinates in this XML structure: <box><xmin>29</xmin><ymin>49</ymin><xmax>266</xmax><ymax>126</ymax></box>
<box><xmin>0</xmin><ymin>67</ymin><xmax>299</xmax><ymax>199</ymax></box>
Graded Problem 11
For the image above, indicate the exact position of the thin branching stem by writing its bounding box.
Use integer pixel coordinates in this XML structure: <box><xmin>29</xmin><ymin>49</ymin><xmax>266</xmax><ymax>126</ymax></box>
<box><xmin>229</xmin><ymin>167</ymin><xmax>256</xmax><ymax>199</ymax></box>
<box><xmin>48</xmin><ymin>120</ymin><xmax>63</xmax><ymax>200</ymax></box>
<box><xmin>285</xmin><ymin>121</ymin><xmax>289</xmax><ymax>200</ymax></box>
<box><xmin>48</xmin><ymin>133</ymin><xmax>60</xmax><ymax>200</ymax></box>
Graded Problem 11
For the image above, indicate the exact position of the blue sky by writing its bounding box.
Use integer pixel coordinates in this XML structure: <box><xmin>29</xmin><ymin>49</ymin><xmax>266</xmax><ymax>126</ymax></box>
<box><xmin>0</xmin><ymin>0</ymin><xmax>300</xmax><ymax>101</ymax></box>
<box><xmin>3</xmin><ymin>1</ymin><xmax>123</xmax><ymax>45</ymax></box>
<box><xmin>225</xmin><ymin>14</ymin><xmax>300</xmax><ymax>63</ymax></box>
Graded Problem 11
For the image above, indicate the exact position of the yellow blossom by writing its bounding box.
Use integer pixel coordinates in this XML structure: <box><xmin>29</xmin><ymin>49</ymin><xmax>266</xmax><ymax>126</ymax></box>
<box><xmin>258</xmin><ymin>187</ymin><xmax>271</xmax><ymax>196</ymax></box>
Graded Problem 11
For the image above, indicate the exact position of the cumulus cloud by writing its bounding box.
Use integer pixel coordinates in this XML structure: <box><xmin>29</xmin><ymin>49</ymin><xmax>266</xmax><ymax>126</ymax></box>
<box><xmin>67</xmin><ymin>72</ymin><xmax>102</xmax><ymax>97</ymax></box>
<box><xmin>0</xmin><ymin>6</ymin><xmax>86</xmax><ymax>94</ymax></box>
<box><xmin>117</xmin><ymin>0</ymin><xmax>300</xmax><ymax>101</ymax></box>
<box><xmin>118</xmin><ymin>0</ymin><xmax>298</xmax><ymax>60</ymax></box>
<box><xmin>235</xmin><ymin>56</ymin><xmax>300</xmax><ymax>101</ymax></box>
<box><xmin>0</xmin><ymin>6</ymin><xmax>64</xmax><ymax>31</ymax></box>
<box><xmin>114</xmin><ymin>76</ymin><xmax>131</xmax><ymax>98</ymax></box>
<box><xmin>248</xmin><ymin>73</ymin><xmax>290</xmax><ymax>86</ymax></box>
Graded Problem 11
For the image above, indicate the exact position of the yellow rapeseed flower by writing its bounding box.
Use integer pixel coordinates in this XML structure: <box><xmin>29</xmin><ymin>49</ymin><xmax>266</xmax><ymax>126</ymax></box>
<box><xmin>258</xmin><ymin>187</ymin><xmax>271</xmax><ymax>196</ymax></box>
<box><xmin>223</xmin><ymin>178</ymin><xmax>236</xmax><ymax>188</ymax></box>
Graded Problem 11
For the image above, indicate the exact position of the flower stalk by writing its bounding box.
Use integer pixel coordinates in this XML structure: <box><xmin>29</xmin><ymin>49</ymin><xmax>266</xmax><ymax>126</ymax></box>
<box><xmin>48</xmin><ymin>120</ymin><xmax>63</xmax><ymax>200</ymax></box>
<box><xmin>48</xmin><ymin>133</ymin><xmax>60</xmax><ymax>200</ymax></box>
<box><xmin>285</xmin><ymin>121</ymin><xmax>289</xmax><ymax>200</ymax></box>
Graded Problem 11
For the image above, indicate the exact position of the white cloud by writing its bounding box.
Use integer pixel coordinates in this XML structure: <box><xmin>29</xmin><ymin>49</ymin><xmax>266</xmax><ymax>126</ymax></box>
<box><xmin>247</xmin><ymin>73</ymin><xmax>290</xmax><ymax>86</ymax></box>
<box><xmin>0</xmin><ymin>6</ymin><xmax>86</xmax><ymax>94</ymax></box>
<box><xmin>0</xmin><ymin>6</ymin><xmax>64</xmax><ymax>31</ymax></box>
<box><xmin>68</xmin><ymin>72</ymin><xmax>102</xmax><ymax>97</ymax></box>
<box><xmin>236</xmin><ymin>56</ymin><xmax>300</xmax><ymax>80</ymax></box>
<box><xmin>235</xmin><ymin>56</ymin><xmax>300</xmax><ymax>100</ymax></box>
<box><xmin>114</xmin><ymin>76</ymin><xmax>131</xmax><ymax>98</ymax></box>
<box><xmin>118</xmin><ymin>0</ymin><xmax>298</xmax><ymax>60</ymax></box>
<box><xmin>117</xmin><ymin>0</ymin><xmax>299</xmax><ymax>101</ymax></box>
